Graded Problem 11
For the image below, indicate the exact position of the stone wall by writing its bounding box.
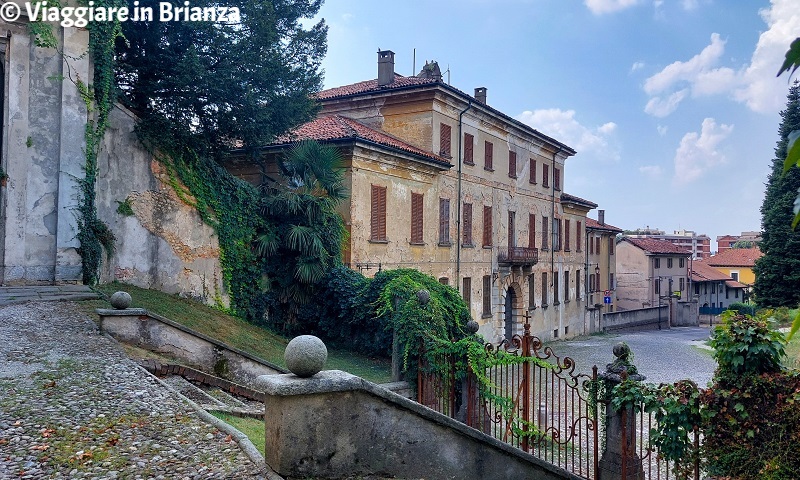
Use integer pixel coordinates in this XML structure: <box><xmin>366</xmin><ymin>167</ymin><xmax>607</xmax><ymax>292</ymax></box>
<box><xmin>602</xmin><ymin>306</ymin><xmax>670</xmax><ymax>332</ymax></box>
<box><xmin>96</xmin><ymin>105</ymin><xmax>229</xmax><ymax>306</ymax></box>
<box><xmin>257</xmin><ymin>370</ymin><xmax>577</xmax><ymax>480</ymax></box>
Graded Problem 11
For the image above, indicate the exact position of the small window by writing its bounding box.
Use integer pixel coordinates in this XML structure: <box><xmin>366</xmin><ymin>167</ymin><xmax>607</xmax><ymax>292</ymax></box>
<box><xmin>679</xmin><ymin>258</ymin><xmax>685</xmax><ymax>268</ymax></box>
<box><xmin>508</xmin><ymin>150</ymin><xmax>517</xmax><ymax>178</ymax></box>
<box><xmin>484</xmin><ymin>141</ymin><xmax>494</xmax><ymax>171</ymax></box>
<box><xmin>654</xmin><ymin>258</ymin><xmax>661</xmax><ymax>269</ymax></box>
<box><xmin>529</xmin><ymin>159</ymin><xmax>537</xmax><ymax>184</ymax></box>
<box><xmin>528</xmin><ymin>275</ymin><xmax>535</xmax><ymax>309</ymax></box>
<box><xmin>462</xmin><ymin>202</ymin><xmax>473</xmax><ymax>246</ymax></box>
<box><xmin>528</xmin><ymin>213</ymin><xmax>536</xmax><ymax>249</ymax></box>
<box><xmin>576</xmin><ymin>270</ymin><xmax>581</xmax><ymax>299</ymax></box>
<box><xmin>564</xmin><ymin>271</ymin><xmax>570</xmax><ymax>302</ymax></box>
<box><xmin>608</xmin><ymin>237</ymin><xmax>614</xmax><ymax>255</ymax></box>
<box><xmin>731</xmin><ymin>272</ymin><xmax>739</xmax><ymax>282</ymax></box>
<box><xmin>542</xmin><ymin>163</ymin><xmax>550</xmax><ymax>188</ymax></box>
<box><xmin>589</xmin><ymin>234</ymin><xmax>594</xmax><ymax>254</ymax></box>
<box><xmin>680</xmin><ymin>277</ymin><xmax>685</xmax><ymax>291</ymax></box>
<box><xmin>553</xmin><ymin>273</ymin><xmax>560</xmax><ymax>305</ymax></box>
<box><xmin>667</xmin><ymin>258</ymin><xmax>673</xmax><ymax>269</ymax></box>
<box><xmin>655</xmin><ymin>278</ymin><xmax>661</xmax><ymax>294</ymax></box>
<box><xmin>410</xmin><ymin>192</ymin><xmax>423</xmax><ymax>244</ymax></box>
<box><xmin>439</xmin><ymin>277</ymin><xmax>449</xmax><ymax>285</ymax></box>
<box><xmin>541</xmin><ymin>272</ymin><xmax>548</xmax><ymax>306</ymax></box>
<box><xmin>609</xmin><ymin>273</ymin><xmax>615</xmax><ymax>290</ymax></box>
<box><xmin>370</xmin><ymin>185</ymin><xmax>387</xmax><ymax>242</ymax></box>
<box><xmin>439</xmin><ymin>198</ymin><xmax>451</xmax><ymax>245</ymax></box>
<box><xmin>735</xmin><ymin>289</ymin><xmax>739</xmax><ymax>298</ymax></box>
<box><xmin>440</xmin><ymin>123</ymin><xmax>452</xmax><ymax>157</ymax></box>
<box><xmin>554</xmin><ymin>167</ymin><xmax>561</xmax><ymax>191</ymax></box>
<box><xmin>576</xmin><ymin>221</ymin><xmax>582</xmax><ymax>252</ymax></box>
<box><xmin>564</xmin><ymin>219</ymin><xmax>571</xmax><ymax>252</ymax></box>
<box><xmin>483</xmin><ymin>206</ymin><xmax>493</xmax><ymax>247</ymax></box>
<box><xmin>463</xmin><ymin>277</ymin><xmax>471</xmax><ymax>306</ymax></box>
<box><xmin>464</xmin><ymin>133</ymin><xmax>474</xmax><ymax>165</ymax></box>
<box><xmin>482</xmin><ymin>275</ymin><xmax>492</xmax><ymax>316</ymax></box>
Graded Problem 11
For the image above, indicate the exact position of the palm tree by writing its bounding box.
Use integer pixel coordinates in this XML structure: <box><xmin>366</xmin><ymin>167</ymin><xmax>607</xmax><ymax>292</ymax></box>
<box><xmin>256</xmin><ymin>140</ymin><xmax>348</xmax><ymax>330</ymax></box>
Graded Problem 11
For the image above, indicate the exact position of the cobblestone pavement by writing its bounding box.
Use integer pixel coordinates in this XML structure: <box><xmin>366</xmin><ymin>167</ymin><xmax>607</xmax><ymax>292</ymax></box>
<box><xmin>546</xmin><ymin>326</ymin><xmax>718</xmax><ymax>388</ymax></box>
<box><xmin>0</xmin><ymin>301</ymin><xmax>264</xmax><ymax>479</ymax></box>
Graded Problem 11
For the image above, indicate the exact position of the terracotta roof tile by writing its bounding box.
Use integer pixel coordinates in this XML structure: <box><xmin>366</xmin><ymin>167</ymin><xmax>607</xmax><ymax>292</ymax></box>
<box><xmin>315</xmin><ymin>75</ymin><xmax>440</xmax><ymax>100</ymax></box>
<box><xmin>690</xmin><ymin>261</ymin><xmax>733</xmax><ymax>282</ymax></box>
<box><xmin>273</xmin><ymin>115</ymin><xmax>449</xmax><ymax>164</ymax></box>
<box><xmin>621</xmin><ymin>237</ymin><xmax>691</xmax><ymax>255</ymax></box>
<box><xmin>585</xmin><ymin>218</ymin><xmax>623</xmax><ymax>233</ymax></box>
<box><xmin>706</xmin><ymin>247</ymin><xmax>763</xmax><ymax>267</ymax></box>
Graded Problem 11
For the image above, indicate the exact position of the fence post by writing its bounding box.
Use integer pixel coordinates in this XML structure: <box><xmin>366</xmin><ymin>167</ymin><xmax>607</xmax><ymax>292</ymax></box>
<box><xmin>521</xmin><ymin>317</ymin><xmax>532</xmax><ymax>452</ymax></box>
<box><xmin>598</xmin><ymin>343</ymin><xmax>646</xmax><ymax>480</ymax></box>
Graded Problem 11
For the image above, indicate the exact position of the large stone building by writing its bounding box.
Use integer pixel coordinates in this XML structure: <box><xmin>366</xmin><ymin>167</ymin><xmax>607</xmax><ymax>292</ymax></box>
<box><xmin>585</xmin><ymin>211</ymin><xmax>623</xmax><ymax>319</ymax></box>
<box><xmin>235</xmin><ymin>50</ymin><xmax>602</xmax><ymax>342</ymax></box>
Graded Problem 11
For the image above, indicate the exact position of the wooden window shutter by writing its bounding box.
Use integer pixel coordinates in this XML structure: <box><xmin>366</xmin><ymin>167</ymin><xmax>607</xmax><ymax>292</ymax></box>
<box><xmin>564</xmin><ymin>219</ymin><xmax>571</xmax><ymax>251</ymax></box>
<box><xmin>528</xmin><ymin>213</ymin><xmax>536</xmax><ymax>249</ymax></box>
<box><xmin>577</xmin><ymin>221</ymin><xmax>582</xmax><ymax>251</ymax></box>
<box><xmin>554</xmin><ymin>167</ymin><xmax>561</xmax><ymax>190</ymax></box>
<box><xmin>508</xmin><ymin>211</ymin><xmax>516</xmax><ymax>249</ymax></box>
<box><xmin>463</xmin><ymin>203</ymin><xmax>473</xmax><ymax>245</ymax></box>
<box><xmin>541</xmin><ymin>272</ymin><xmax>548</xmax><ymax>305</ymax></box>
<box><xmin>542</xmin><ymin>216</ymin><xmax>549</xmax><ymax>250</ymax></box>
<box><xmin>410</xmin><ymin>192</ymin><xmax>423</xmax><ymax>244</ymax></box>
<box><xmin>439</xmin><ymin>198</ymin><xmax>450</xmax><ymax>244</ymax></box>
<box><xmin>482</xmin><ymin>275</ymin><xmax>491</xmax><ymax>315</ymax></box>
<box><xmin>529</xmin><ymin>159</ymin><xmax>537</xmax><ymax>184</ymax></box>
<box><xmin>440</xmin><ymin>123</ymin><xmax>452</xmax><ymax>157</ymax></box>
<box><xmin>370</xmin><ymin>185</ymin><xmax>387</xmax><ymax>241</ymax></box>
<box><xmin>463</xmin><ymin>277</ymin><xmax>471</xmax><ymax>306</ymax></box>
<box><xmin>589</xmin><ymin>234</ymin><xmax>594</xmax><ymax>254</ymax></box>
<box><xmin>508</xmin><ymin>150</ymin><xmax>517</xmax><ymax>178</ymax></box>
<box><xmin>543</xmin><ymin>164</ymin><xmax>549</xmax><ymax>188</ymax></box>
<box><xmin>483</xmin><ymin>206</ymin><xmax>493</xmax><ymax>247</ymax></box>
<box><xmin>464</xmin><ymin>134</ymin><xmax>474</xmax><ymax>165</ymax></box>
<box><xmin>609</xmin><ymin>237</ymin><xmax>615</xmax><ymax>255</ymax></box>
<box><xmin>484</xmin><ymin>141</ymin><xmax>493</xmax><ymax>170</ymax></box>
<box><xmin>596</xmin><ymin>236</ymin><xmax>601</xmax><ymax>255</ymax></box>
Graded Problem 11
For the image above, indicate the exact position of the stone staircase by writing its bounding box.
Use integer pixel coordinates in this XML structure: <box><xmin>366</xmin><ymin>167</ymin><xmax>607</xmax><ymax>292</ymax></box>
<box><xmin>160</xmin><ymin>375</ymin><xmax>265</xmax><ymax>418</ymax></box>
<box><xmin>0</xmin><ymin>285</ymin><xmax>100</xmax><ymax>305</ymax></box>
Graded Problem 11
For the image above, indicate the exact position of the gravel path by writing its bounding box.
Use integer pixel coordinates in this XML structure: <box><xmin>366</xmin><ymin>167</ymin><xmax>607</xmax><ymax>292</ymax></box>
<box><xmin>0</xmin><ymin>302</ymin><xmax>264</xmax><ymax>479</ymax></box>
<box><xmin>546</xmin><ymin>326</ymin><xmax>718</xmax><ymax>388</ymax></box>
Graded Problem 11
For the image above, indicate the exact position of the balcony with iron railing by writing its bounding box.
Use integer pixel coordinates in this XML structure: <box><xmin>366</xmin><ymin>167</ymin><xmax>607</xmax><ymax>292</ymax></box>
<box><xmin>497</xmin><ymin>246</ymin><xmax>538</xmax><ymax>267</ymax></box>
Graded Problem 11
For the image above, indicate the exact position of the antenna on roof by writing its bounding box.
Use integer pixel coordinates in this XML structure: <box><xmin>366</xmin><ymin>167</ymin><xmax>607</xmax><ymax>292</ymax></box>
<box><xmin>445</xmin><ymin>64</ymin><xmax>451</xmax><ymax>84</ymax></box>
<box><xmin>412</xmin><ymin>48</ymin><xmax>416</xmax><ymax>76</ymax></box>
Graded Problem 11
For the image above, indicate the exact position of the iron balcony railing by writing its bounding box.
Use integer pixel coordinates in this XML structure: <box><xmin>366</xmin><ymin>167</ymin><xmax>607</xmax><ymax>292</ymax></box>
<box><xmin>497</xmin><ymin>246</ymin><xmax>538</xmax><ymax>266</ymax></box>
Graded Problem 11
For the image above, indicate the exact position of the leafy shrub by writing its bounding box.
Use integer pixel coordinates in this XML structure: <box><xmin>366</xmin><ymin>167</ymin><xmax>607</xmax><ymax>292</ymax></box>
<box><xmin>709</xmin><ymin>311</ymin><xmax>785</xmax><ymax>386</ymax></box>
<box><xmin>726</xmin><ymin>302</ymin><xmax>756</xmax><ymax>317</ymax></box>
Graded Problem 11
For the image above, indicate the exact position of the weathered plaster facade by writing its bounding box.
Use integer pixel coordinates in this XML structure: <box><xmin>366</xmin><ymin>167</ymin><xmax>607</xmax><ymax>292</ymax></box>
<box><xmin>0</xmin><ymin>17</ymin><xmax>87</xmax><ymax>283</ymax></box>
<box><xmin>240</xmin><ymin>51</ymin><xmax>603</xmax><ymax>342</ymax></box>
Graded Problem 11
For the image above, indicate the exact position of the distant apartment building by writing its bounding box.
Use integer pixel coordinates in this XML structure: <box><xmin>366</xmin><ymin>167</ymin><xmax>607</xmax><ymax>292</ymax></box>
<box><xmin>716</xmin><ymin>231</ymin><xmax>762</xmax><ymax>252</ymax></box>
<box><xmin>615</xmin><ymin>238</ymin><xmax>692</xmax><ymax>314</ymax></box>
<box><xmin>627</xmin><ymin>228</ymin><xmax>710</xmax><ymax>259</ymax></box>
<box><xmin>227</xmin><ymin>50</ymin><xmax>602</xmax><ymax>342</ymax></box>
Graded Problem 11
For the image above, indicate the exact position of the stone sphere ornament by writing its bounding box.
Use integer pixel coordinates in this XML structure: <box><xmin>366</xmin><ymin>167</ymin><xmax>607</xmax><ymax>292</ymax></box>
<box><xmin>416</xmin><ymin>289</ymin><xmax>431</xmax><ymax>306</ymax></box>
<box><xmin>284</xmin><ymin>335</ymin><xmax>328</xmax><ymax>378</ymax></box>
<box><xmin>110</xmin><ymin>291</ymin><xmax>132</xmax><ymax>310</ymax></box>
<box><xmin>466</xmin><ymin>320</ymin><xmax>480</xmax><ymax>334</ymax></box>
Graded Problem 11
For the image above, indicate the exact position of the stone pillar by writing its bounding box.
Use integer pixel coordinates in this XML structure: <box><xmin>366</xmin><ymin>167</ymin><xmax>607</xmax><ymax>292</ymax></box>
<box><xmin>598</xmin><ymin>343</ymin><xmax>645</xmax><ymax>480</ymax></box>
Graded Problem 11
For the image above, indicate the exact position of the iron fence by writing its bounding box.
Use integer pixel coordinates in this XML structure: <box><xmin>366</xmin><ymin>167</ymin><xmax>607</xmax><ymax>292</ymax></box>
<box><xmin>417</xmin><ymin>320</ymin><xmax>703</xmax><ymax>480</ymax></box>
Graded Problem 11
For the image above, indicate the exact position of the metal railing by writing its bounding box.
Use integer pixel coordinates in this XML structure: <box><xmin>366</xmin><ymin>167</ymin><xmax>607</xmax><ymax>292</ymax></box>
<box><xmin>497</xmin><ymin>246</ymin><xmax>538</xmax><ymax>266</ymax></box>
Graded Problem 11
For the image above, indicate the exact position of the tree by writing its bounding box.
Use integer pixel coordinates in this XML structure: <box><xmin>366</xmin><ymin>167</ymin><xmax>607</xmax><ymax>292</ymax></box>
<box><xmin>753</xmin><ymin>81</ymin><xmax>800</xmax><ymax>307</ymax></box>
<box><xmin>257</xmin><ymin>141</ymin><xmax>348</xmax><ymax>329</ymax></box>
<box><xmin>115</xmin><ymin>0</ymin><xmax>327</xmax><ymax>154</ymax></box>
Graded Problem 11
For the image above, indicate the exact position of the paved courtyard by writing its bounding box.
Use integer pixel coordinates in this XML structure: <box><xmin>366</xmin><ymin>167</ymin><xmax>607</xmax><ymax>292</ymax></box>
<box><xmin>545</xmin><ymin>326</ymin><xmax>717</xmax><ymax>388</ymax></box>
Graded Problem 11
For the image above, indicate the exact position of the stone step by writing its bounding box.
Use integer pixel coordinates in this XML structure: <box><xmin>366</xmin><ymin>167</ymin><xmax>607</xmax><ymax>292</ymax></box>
<box><xmin>0</xmin><ymin>285</ymin><xmax>99</xmax><ymax>305</ymax></box>
<box><xmin>161</xmin><ymin>375</ymin><xmax>265</xmax><ymax>417</ymax></box>
<box><xmin>160</xmin><ymin>375</ymin><xmax>228</xmax><ymax>410</ymax></box>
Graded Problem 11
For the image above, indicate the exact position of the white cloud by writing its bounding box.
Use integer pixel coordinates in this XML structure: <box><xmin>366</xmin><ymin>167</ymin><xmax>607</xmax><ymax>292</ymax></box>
<box><xmin>733</xmin><ymin>0</ymin><xmax>800</xmax><ymax>113</ymax></box>
<box><xmin>639</xmin><ymin>165</ymin><xmax>664</xmax><ymax>178</ymax></box>
<box><xmin>516</xmin><ymin>109</ymin><xmax>620</xmax><ymax>161</ymax></box>
<box><xmin>642</xmin><ymin>0</ymin><xmax>800</xmax><ymax>117</ymax></box>
<box><xmin>585</xmin><ymin>0</ymin><xmax>641</xmax><ymax>15</ymax></box>
<box><xmin>673</xmin><ymin>118</ymin><xmax>733</xmax><ymax>185</ymax></box>
<box><xmin>644</xmin><ymin>89</ymin><xmax>688</xmax><ymax>117</ymax></box>
<box><xmin>682</xmin><ymin>0</ymin><xmax>698</xmax><ymax>10</ymax></box>
<box><xmin>657</xmin><ymin>125</ymin><xmax>668</xmax><ymax>136</ymax></box>
<box><xmin>630</xmin><ymin>61</ymin><xmax>646</xmax><ymax>73</ymax></box>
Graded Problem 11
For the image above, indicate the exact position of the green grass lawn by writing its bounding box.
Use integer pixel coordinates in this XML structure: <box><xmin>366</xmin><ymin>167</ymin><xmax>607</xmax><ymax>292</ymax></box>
<box><xmin>209</xmin><ymin>412</ymin><xmax>265</xmax><ymax>456</ymax></box>
<box><xmin>79</xmin><ymin>282</ymin><xmax>392</xmax><ymax>383</ymax></box>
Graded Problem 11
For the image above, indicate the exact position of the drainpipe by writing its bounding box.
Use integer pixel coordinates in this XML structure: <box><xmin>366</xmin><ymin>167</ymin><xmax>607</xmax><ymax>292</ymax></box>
<box><xmin>456</xmin><ymin>100</ymin><xmax>473</xmax><ymax>296</ymax></box>
<box><xmin>550</xmin><ymin>147</ymin><xmax>562</xmax><ymax>302</ymax></box>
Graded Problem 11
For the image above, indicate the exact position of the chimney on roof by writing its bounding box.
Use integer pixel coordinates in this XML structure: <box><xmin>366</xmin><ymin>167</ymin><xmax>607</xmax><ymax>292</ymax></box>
<box><xmin>598</xmin><ymin>209</ymin><xmax>605</xmax><ymax>226</ymax></box>
<box><xmin>474</xmin><ymin>87</ymin><xmax>487</xmax><ymax>104</ymax></box>
<box><xmin>378</xmin><ymin>50</ymin><xmax>395</xmax><ymax>87</ymax></box>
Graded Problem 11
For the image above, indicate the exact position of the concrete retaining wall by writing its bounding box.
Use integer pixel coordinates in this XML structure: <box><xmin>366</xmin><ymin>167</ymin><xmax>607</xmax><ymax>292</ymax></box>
<box><xmin>602</xmin><ymin>306</ymin><xmax>670</xmax><ymax>332</ymax></box>
<box><xmin>97</xmin><ymin>308</ymin><xmax>286</xmax><ymax>385</ymax></box>
<box><xmin>256</xmin><ymin>370</ymin><xmax>578</xmax><ymax>480</ymax></box>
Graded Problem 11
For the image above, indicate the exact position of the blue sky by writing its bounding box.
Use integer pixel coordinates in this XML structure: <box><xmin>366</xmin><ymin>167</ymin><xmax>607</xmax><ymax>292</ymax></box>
<box><xmin>312</xmin><ymin>0</ymin><xmax>799</xmax><ymax>251</ymax></box>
